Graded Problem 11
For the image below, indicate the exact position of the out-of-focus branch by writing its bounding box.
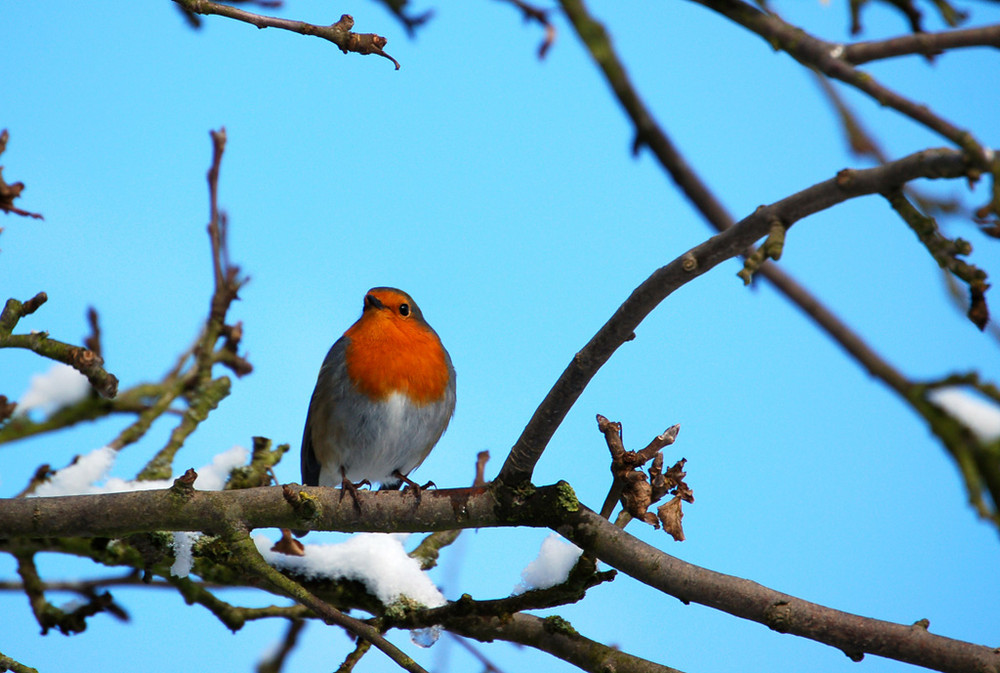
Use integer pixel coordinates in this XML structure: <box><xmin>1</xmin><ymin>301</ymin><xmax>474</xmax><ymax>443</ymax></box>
<box><xmin>0</xmin><ymin>651</ymin><xmax>38</xmax><ymax>673</ymax></box>
<box><xmin>0</xmin><ymin>293</ymin><xmax>119</xmax><ymax>398</ymax></box>
<box><xmin>813</xmin><ymin>73</ymin><xmax>967</xmax><ymax>218</ymax></box>
<box><xmin>370</xmin><ymin>0</ymin><xmax>433</xmax><ymax>36</ymax></box>
<box><xmin>257</xmin><ymin>618</ymin><xmax>306</xmax><ymax>673</ymax></box>
<box><xmin>448</xmin><ymin>613</ymin><xmax>685</xmax><ymax>673</ymax></box>
<box><xmin>496</xmin><ymin>147</ymin><xmax>982</xmax><ymax>486</ymax></box>
<box><xmin>168</xmin><ymin>575</ymin><xmax>308</xmax><ymax>631</ymax></box>
<box><xmin>497</xmin><ymin>0</ymin><xmax>557</xmax><ymax>58</ymax></box>
<box><xmin>688</xmin><ymin>0</ymin><xmax>992</xmax><ymax>171</ymax></box>
<box><xmin>173</xmin><ymin>0</ymin><xmax>402</xmax><ymax>69</ymax></box>
<box><xmin>14</xmin><ymin>551</ymin><xmax>126</xmax><ymax>635</ymax></box>
<box><xmin>843</xmin><ymin>23</ymin><xmax>1000</xmax><ymax>64</ymax></box>
<box><xmin>0</xmin><ymin>129</ymin><xmax>43</xmax><ymax>220</ymax></box>
<box><xmin>0</xmin><ymin>383</ymin><xmax>175</xmax><ymax>445</ymax></box>
<box><xmin>847</xmin><ymin>0</ymin><xmax>969</xmax><ymax>35</ymax></box>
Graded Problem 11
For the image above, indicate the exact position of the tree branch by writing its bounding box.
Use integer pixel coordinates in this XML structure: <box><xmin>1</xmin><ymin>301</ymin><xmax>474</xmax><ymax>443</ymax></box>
<box><xmin>0</xmin><ymin>293</ymin><xmax>119</xmax><ymax>398</ymax></box>
<box><xmin>223</xmin><ymin>525</ymin><xmax>430</xmax><ymax>673</ymax></box>
<box><xmin>173</xmin><ymin>0</ymin><xmax>401</xmax><ymax>69</ymax></box>
<box><xmin>449</xmin><ymin>612</ymin><xmax>685</xmax><ymax>673</ymax></box>
<box><xmin>2</xmin><ymin>484</ymin><xmax>996</xmax><ymax>673</ymax></box>
<box><xmin>497</xmin><ymin>147</ymin><xmax>982</xmax><ymax>486</ymax></box>
<box><xmin>843</xmin><ymin>22</ymin><xmax>1000</xmax><ymax>65</ymax></box>
<box><xmin>0</xmin><ymin>651</ymin><xmax>38</xmax><ymax>673</ymax></box>
<box><xmin>687</xmin><ymin>0</ymin><xmax>992</xmax><ymax>169</ymax></box>
<box><xmin>0</xmin><ymin>129</ymin><xmax>43</xmax><ymax>220</ymax></box>
<box><xmin>556</xmin><ymin>506</ymin><xmax>1000</xmax><ymax>673</ymax></box>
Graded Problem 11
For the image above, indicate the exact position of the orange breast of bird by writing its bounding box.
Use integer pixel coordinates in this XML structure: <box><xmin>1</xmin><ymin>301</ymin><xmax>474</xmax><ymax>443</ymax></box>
<box><xmin>342</xmin><ymin>306</ymin><xmax>451</xmax><ymax>406</ymax></box>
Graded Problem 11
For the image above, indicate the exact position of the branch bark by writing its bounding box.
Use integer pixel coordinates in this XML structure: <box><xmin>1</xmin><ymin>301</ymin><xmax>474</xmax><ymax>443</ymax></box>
<box><xmin>497</xmin><ymin>147</ymin><xmax>981</xmax><ymax>486</ymax></box>
<box><xmin>1</xmin><ymin>484</ymin><xmax>997</xmax><ymax>673</ymax></box>
<box><xmin>556</xmin><ymin>507</ymin><xmax>1000</xmax><ymax>673</ymax></box>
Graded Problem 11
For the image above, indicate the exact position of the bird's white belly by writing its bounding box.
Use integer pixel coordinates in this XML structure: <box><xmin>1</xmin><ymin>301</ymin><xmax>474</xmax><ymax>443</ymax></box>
<box><xmin>318</xmin><ymin>392</ymin><xmax>448</xmax><ymax>486</ymax></box>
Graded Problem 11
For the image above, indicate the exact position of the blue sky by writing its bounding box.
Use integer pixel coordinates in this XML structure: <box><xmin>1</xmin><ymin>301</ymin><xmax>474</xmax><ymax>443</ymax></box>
<box><xmin>2</xmin><ymin>1</ymin><xmax>999</xmax><ymax>672</ymax></box>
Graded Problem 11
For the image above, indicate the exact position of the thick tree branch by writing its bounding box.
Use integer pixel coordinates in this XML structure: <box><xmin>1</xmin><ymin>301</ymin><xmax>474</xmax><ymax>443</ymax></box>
<box><xmin>2</xmin><ymin>485</ymin><xmax>997</xmax><ymax>673</ymax></box>
<box><xmin>497</xmin><ymin>147</ymin><xmax>982</xmax><ymax>486</ymax></box>
<box><xmin>556</xmin><ymin>507</ymin><xmax>1000</xmax><ymax>673</ymax></box>
<box><xmin>0</xmin><ymin>485</ymin><xmax>523</xmax><ymax>537</ymax></box>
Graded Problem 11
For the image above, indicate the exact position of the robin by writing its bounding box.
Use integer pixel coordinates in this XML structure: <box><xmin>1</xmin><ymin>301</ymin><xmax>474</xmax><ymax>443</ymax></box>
<box><xmin>301</xmin><ymin>287</ymin><xmax>456</xmax><ymax>494</ymax></box>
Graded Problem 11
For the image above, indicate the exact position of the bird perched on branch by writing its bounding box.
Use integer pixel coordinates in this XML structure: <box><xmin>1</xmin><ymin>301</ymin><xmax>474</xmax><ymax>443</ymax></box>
<box><xmin>301</xmin><ymin>287</ymin><xmax>456</xmax><ymax>494</ymax></box>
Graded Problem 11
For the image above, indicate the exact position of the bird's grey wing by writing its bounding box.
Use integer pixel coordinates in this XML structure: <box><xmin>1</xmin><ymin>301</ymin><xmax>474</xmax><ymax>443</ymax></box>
<box><xmin>300</xmin><ymin>400</ymin><xmax>322</xmax><ymax>486</ymax></box>
<box><xmin>300</xmin><ymin>337</ymin><xmax>350</xmax><ymax>486</ymax></box>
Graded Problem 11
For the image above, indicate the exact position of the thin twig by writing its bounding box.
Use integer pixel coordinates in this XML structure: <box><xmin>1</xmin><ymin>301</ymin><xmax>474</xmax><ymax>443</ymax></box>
<box><xmin>0</xmin><ymin>293</ymin><xmax>119</xmax><ymax>398</ymax></box>
<box><xmin>687</xmin><ymin>0</ymin><xmax>991</xmax><ymax>168</ymax></box>
<box><xmin>843</xmin><ymin>23</ymin><xmax>1000</xmax><ymax>65</ymax></box>
<box><xmin>173</xmin><ymin>0</ymin><xmax>401</xmax><ymax>69</ymax></box>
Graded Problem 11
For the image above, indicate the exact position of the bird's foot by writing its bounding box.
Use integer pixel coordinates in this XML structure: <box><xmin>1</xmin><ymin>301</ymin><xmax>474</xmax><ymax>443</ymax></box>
<box><xmin>338</xmin><ymin>476</ymin><xmax>370</xmax><ymax>511</ymax></box>
<box><xmin>392</xmin><ymin>470</ymin><xmax>435</xmax><ymax>501</ymax></box>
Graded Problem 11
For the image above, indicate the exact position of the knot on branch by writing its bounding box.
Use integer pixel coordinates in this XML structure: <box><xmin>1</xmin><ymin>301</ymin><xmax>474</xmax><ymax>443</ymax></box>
<box><xmin>170</xmin><ymin>468</ymin><xmax>198</xmax><ymax>498</ymax></box>
<box><xmin>596</xmin><ymin>415</ymin><xmax>691</xmax><ymax>540</ymax></box>
<box><xmin>225</xmin><ymin>436</ymin><xmax>288</xmax><ymax>490</ymax></box>
<box><xmin>282</xmin><ymin>484</ymin><xmax>320</xmax><ymax>529</ymax></box>
<box><xmin>218</xmin><ymin>322</ymin><xmax>253</xmax><ymax>377</ymax></box>
<box><xmin>329</xmin><ymin>14</ymin><xmax>400</xmax><ymax>70</ymax></box>
<box><xmin>0</xmin><ymin>394</ymin><xmax>15</xmax><ymax>423</ymax></box>
<box><xmin>764</xmin><ymin>600</ymin><xmax>793</xmax><ymax>633</ymax></box>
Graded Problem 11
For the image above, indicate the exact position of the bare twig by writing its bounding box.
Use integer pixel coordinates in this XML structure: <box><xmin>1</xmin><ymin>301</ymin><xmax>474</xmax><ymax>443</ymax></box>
<box><xmin>843</xmin><ymin>23</ymin><xmax>1000</xmax><ymax>65</ymax></box>
<box><xmin>173</xmin><ymin>1</ymin><xmax>401</xmax><ymax>69</ymax></box>
<box><xmin>688</xmin><ymin>0</ymin><xmax>991</xmax><ymax>169</ymax></box>
<box><xmin>883</xmin><ymin>188</ymin><xmax>990</xmax><ymax>329</ymax></box>
<box><xmin>0</xmin><ymin>293</ymin><xmax>119</xmax><ymax>398</ymax></box>
<box><xmin>497</xmin><ymin>0</ymin><xmax>557</xmax><ymax>58</ymax></box>
<box><xmin>451</xmin><ymin>612</ymin><xmax>686</xmax><ymax>673</ymax></box>
<box><xmin>0</xmin><ymin>129</ymin><xmax>43</xmax><ymax>220</ymax></box>
<box><xmin>257</xmin><ymin>618</ymin><xmax>306</xmax><ymax>673</ymax></box>
<box><xmin>497</xmin><ymin>147</ymin><xmax>983</xmax><ymax>486</ymax></box>
<box><xmin>0</xmin><ymin>651</ymin><xmax>38</xmax><ymax>673</ymax></box>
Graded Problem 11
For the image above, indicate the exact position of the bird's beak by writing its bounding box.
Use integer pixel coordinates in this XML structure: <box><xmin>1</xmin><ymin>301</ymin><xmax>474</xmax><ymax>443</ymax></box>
<box><xmin>365</xmin><ymin>293</ymin><xmax>385</xmax><ymax>311</ymax></box>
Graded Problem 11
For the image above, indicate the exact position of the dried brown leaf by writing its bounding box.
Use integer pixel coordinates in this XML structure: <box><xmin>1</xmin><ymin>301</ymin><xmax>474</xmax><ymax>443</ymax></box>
<box><xmin>621</xmin><ymin>471</ymin><xmax>654</xmax><ymax>526</ymax></box>
<box><xmin>271</xmin><ymin>529</ymin><xmax>306</xmax><ymax>557</ymax></box>
<box><xmin>657</xmin><ymin>496</ymin><xmax>686</xmax><ymax>541</ymax></box>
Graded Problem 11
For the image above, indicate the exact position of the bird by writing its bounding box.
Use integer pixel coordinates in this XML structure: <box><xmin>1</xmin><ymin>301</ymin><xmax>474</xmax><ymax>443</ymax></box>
<box><xmin>301</xmin><ymin>287</ymin><xmax>455</xmax><ymax>495</ymax></box>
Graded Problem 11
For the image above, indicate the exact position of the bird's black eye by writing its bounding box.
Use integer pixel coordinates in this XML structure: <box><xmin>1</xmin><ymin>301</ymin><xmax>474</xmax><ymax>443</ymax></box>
<box><xmin>398</xmin><ymin>303</ymin><xmax>410</xmax><ymax>317</ymax></box>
